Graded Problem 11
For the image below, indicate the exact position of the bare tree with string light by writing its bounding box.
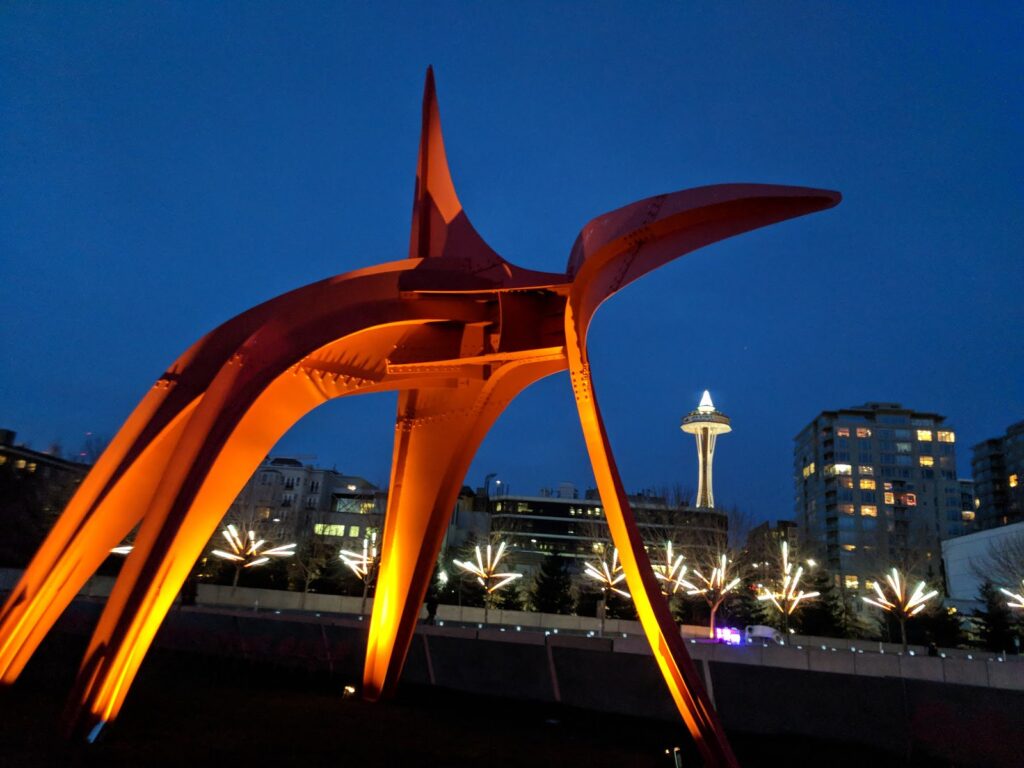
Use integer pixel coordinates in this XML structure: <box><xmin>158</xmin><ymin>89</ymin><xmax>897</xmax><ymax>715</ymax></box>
<box><xmin>677</xmin><ymin>553</ymin><xmax>741</xmax><ymax>639</ymax></box>
<box><xmin>211</xmin><ymin>523</ymin><xmax>296</xmax><ymax>587</ymax></box>
<box><xmin>340</xmin><ymin>531</ymin><xmax>380</xmax><ymax>619</ymax></box>
<box><xmin>755</xmin><ymin>540</ymin><xmax>819</xmax><ymax>640</ymax></box>
<box><xmin>861</xmin><ymin>567</ymin><xmax>939</xmax><ymax>652</ymax></box>
<box><xmin>453</xmin><ymin>540</ymin><xmax>521</xmax><ymax>625</ymax></box>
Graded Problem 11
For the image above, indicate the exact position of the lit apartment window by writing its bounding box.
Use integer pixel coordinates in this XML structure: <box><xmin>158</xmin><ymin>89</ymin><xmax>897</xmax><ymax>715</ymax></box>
<box><xmin>840</xmin><ymin>477</ymin><xmax>853</xmax><ymax>489</ymax></box>
<box><xmin>896</xmin><ymin>442</ymin><xmax>912</xmax><ymax>453</ymax></box>
<box><xmin>1010</xmin><ymin>474</ymin><xmax>1019</xmax><ymax>489</ymax></box>
<box><xmin>859</xmin><ymin>479</ymin><xmax>876</xmax><ymax>490</ymax></box>
<box><xmin>937</xmin><ymin>431</ymin><xmax>955</xmax><ymax>443</ymax></box>
<box><xmin>0</xmin><ymin>455</ymin><xmax>5</xmax><ymax>465</ymax></box>
<box><xmin>313</xmin><ymin>523</ymin><xmax>345</xmax><ymax>537</ymax></box>
<box><xmin>919</xmin><ymin>456</ymin><xmax>934</xmax><ymax>467</ymax></box>
<box><xmin>884</xmin><ymin>492</ymin><xmax>895</xmax><ymax>505</ymax></box>
<box><xmin>840</xmin><ymin>504</ymin><xmax>855</xmax><ymax>515</ymax></box>
<box><xmin>864</xmin><ymin>579</ymin><xmax>876</xmax><ymax>591</ymax></box>
<box><xmin>837</xmin><ymin>427</ymin><xmax>851</xmax><ymax>437</ymax></box>
<box><xmin>348</xmin><ymin>525</ymin><xmax>360</xmax><ymax>538</ymax></box>
<box><xmin>961</xmin><ymin>510</ymin><xmax>976</xmax><ymax>522</ymax></box>
<box><xmin>834</xmin><ymin>463</ymin><xmax>852</xmax><ymax>475</ymax></box>
<box><xmin>858</xmin><ymin>465</ymin><xmax>874</xmax><ymax>475</ymax></box>
<box><xmin>844</xmin><ymin>575</ymin><xmax>859</xmax><ymax>589</ymax></box>
<box><xmin>861</xmin><ymin>505</ymin><xmax>878</xmax><ymax>517</ymax></box>
<box><xmin>15</xmin><ymin>459</ymin><xmax>26</xmax><ymax>469</ymax></box>
<box><xmin>802</xmin><ymin>462</ymin><xmax>816</xmax><ymax>479</ymax></box>
<box><xmin>856</xmin><ymin>428</ymin><xmax>872</xmax><ymax>438</ymax></box>
<box><xmin>900</xmin><ymin>493</ymin><xmax>918</xmax><ymax>507</ymax></box>
<box><xmin>916</xmin><ymin>430</ymin><xmax>933</xmax><ymax>441</ymax></box>
<box><xmin>27</xmin><ymin>462</ymin><xmax>36</xmax><ymax>472</ymax></box>
<box><xmin>842</xmin><ymin>544</ymin><xmax>856</xmax><ymax>552</ymax></box>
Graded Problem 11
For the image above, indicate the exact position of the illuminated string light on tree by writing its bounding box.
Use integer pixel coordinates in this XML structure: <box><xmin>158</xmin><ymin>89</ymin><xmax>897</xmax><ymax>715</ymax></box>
<box><xmin>340</xmin><ymin>532</ymin><xmax>379</xmax><ymax>618</ymax></box>
<box><xmin>861</xmin><ymin>568</ymin><xmax>938</xmax><ymax>652</ymax></box>
<box><xmin>677</xmin><ymin>553</ymin><xmax>741</xmax><ymax>639</ymax></box>
<box><xmin>584</xmin><ymin>547</ymin><xmax>630</xmax><ymax>637</ymax></box>
<box><xmin>651</xmin><ymin>541</ymin><xmax>688</xmax><ymax>597</ymax></box>
<box><xmin>211</xmin><ymin>524</ymin><xmax>296</xmax><ymax>587</ymax></box>
<box><xmin>1000</xmin><ymin>580</ymin><xmax>1024</xmax><ymax>610</ymax></box>
<box><xmin>755</xmin><ymin>540</ymin><xmax>819</xmax><ymax>639</ymax></box>
<box><xmin>453</xmin><ymin>541</ymin><xmax>522</xmax><ymax>624</ymax></box>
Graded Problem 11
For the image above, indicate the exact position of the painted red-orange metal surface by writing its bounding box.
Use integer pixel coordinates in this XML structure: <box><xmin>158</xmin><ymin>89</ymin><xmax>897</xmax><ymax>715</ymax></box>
<box><xmin>0</xmin><ymin>69</ymin><xmax>839</xmax><ymax>764</ymax></box>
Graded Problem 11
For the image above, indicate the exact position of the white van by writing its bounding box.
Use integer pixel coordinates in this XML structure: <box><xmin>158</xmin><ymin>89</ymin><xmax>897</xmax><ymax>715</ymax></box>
<box><xmin>744</xmin><ymin>625</ymin><xmax>784</xmax><ymax>645</ymax></box>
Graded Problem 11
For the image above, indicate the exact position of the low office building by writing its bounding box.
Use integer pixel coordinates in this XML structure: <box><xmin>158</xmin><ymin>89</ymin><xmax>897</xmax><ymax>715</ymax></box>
<box><xmin>942</xmin><ymin>520</ymin><xmax>1024</xmax><ymax>610</ymax></box>
<box><xmin>489</xmin><ymin>485</ymin><xmax>727</xmax><ymax>574</ymax></box>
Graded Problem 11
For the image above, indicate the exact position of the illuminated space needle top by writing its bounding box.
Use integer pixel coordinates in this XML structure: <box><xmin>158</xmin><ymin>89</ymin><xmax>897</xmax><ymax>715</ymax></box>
<box><xmin>680</xmin><ymin>390</ymin><xmax>732</xmax><ymax>509</ymax></box>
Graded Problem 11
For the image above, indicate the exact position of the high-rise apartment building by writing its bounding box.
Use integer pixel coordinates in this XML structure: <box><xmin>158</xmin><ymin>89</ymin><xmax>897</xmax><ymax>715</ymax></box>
<box><xmin>971</xmin><ymin>420</ymin><xmax>1024</xmax><ymax>530</ymax></box>
<box><xmin>793</xmin><ymin>403</ymin><xmax>961</xmax><ymax>597</ymax></box>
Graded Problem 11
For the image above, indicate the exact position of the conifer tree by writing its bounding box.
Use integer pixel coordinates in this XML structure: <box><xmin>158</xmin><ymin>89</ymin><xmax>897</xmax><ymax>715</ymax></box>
<box><xmin>973</xmin><ymin>580</ymin><xmax>1018</xmax><ymax>653</ymax></box>
<box><xmin>529</xmin><ymin>552</ymin><xmax>575</xmax><ymax>614</ymax></box>
<box><xmin>795</xmin><ymin>568</ymin><xmax>848</xmax><ymax>638</ymax></box>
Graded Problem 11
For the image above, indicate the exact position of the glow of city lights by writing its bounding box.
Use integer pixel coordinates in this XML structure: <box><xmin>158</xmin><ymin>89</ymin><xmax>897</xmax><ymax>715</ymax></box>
<box><xmin>757</xmin><ymin>540</ymin><xmax>820</xmax><ymax>616</ymax></box>
<box><xmin>652</xmin><ymin>541</ymin><xmax>688</xmax><ymax>596</ymax></box>
<box><xmin>340</xmin><ymin>531</ymin><xmax>379</xmax><ymax>582</ymax></box>
<box><xmin>584</xmin><ymin>548</ymin><xmax>630</xmax><ymax>598</ymax></box>
<box><xmin>1000</xmin><ymin>580</ymin><xmax>1024</xmax><ymax>610</ymax></box>
<box><xmin>453</xmin><ymin>541</ymin><xmax>522</xmax><ymax>593</ymax></box>
<box><xmin>211</xmin><ymin>523</ymin><xmax>296</xmax><ymax>568</ymax></box>
<box><xmin>677</xmin><ymin>554</ymin><xmax>740</xmax><ymax>598</ymax></box>
<box><xmin>862</xmin><ymin>568</ymin><xmax>938</xmax><ymax>618</ymax></box>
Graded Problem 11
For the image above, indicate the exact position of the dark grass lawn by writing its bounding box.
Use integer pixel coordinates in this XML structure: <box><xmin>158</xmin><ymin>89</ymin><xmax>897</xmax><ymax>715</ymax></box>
<box><xmin>0</xmin><ymin>633</ymin><xmax>933</xmax><ymax>768</ymax></box>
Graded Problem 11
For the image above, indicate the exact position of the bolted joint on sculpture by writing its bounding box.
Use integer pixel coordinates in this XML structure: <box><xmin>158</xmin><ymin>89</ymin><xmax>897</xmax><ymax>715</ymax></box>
<box><xmin>0</xmin><ymin>68</ymin><xmax>839</xmax><ymax>766</ymax></box>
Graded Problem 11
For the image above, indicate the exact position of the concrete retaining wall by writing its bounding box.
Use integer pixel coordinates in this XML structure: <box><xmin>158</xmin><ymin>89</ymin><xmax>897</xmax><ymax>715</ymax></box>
<box><xmin>37</xmin><ymin>600</ymin><xmax>1024</xmax><ymax>767</ymax></box>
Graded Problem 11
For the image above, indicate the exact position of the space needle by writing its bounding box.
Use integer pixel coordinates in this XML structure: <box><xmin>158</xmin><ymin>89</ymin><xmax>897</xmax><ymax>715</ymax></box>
<box><xmin>680</xmin><ymin>390</ymin><xmax>732</xmax><ymax>509</ymax></box>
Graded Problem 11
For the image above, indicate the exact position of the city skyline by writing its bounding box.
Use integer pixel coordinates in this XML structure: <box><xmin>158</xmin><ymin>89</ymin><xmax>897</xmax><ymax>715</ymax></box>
<box><xmin>1</xmin><ymin>5</ymin><xmax>1021</xmax><ymax>526</ymax></box>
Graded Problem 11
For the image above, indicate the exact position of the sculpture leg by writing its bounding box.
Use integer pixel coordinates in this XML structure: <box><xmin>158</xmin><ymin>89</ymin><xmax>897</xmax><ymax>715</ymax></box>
<box><xmin>568</xmin><ymin>364</ymin><xmax>739</xmax><ymax>768</ymax></box>
<box><xmin>0</xmin><ymin>395</ymin><xmax>197</xmax><ymax>683</ymax></box>
<box><xmin>63</xmin><ymin>365</ymin><xmax>331</xmax><ymax>741</ymax></box>
<box><xmin>364</xmin><ymin>357</ymin><xmax>565</xmax><ymax>700</ymax></box>
<box><xmin>363</xmin><ymin>394</ymin><xmax>478</xmax><ymax>701</ymax></box>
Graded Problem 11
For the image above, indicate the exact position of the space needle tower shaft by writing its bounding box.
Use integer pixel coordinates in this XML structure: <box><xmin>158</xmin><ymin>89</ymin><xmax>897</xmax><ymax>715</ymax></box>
<box><xmin>680</xmin><ymin>390</ymin><xmax>732</xmax><ymax>509</ymax></box>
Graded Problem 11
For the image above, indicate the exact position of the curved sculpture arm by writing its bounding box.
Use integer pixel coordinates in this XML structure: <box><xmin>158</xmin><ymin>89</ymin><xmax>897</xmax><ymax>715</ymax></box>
<box><xmin>566</xmin><ymin>184</ymin><xmax>840</xmax><ymax>340</ymax></box>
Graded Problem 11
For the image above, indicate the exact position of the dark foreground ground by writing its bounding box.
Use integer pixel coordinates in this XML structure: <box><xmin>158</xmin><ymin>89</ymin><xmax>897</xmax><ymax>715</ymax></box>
<box><xmin>0</xmin><ymin>633</ymin><xmax>948</xmax><ymax>768</ymax></box>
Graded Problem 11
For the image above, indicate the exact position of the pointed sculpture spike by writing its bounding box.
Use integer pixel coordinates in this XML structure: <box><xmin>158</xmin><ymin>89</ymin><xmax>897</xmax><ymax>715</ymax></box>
<box><xmin>408</xmin><ymin>66</ymin><xmax>463</xmax><ymax>259</ymax></box>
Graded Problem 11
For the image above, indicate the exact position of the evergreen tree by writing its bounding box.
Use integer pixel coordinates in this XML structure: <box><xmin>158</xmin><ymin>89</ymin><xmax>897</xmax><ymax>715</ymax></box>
<box><xmin>795</xmin><ymin>568</ymin><xmax>848</xmax><ymax>638</ymax></box>
<box><xmin>529</xmin><ymin>553</ymin><xmax>575</xmax><ymax>614</ymax></box>
<box><xmin>494</xmin><ymin>585</ymin><xmax>524</xmax><ymax>611</ymax></box>
<box><xmin>723</xmin><ymin>580</ymin><xmax>767</xmax><ymax>630</ymax></box>
<box><xmin>906</xmin><ymin>605</ymin><xmax>967</xmax><ymax>649</ymax></box>
<box><xmin>973</xmin><ymin>580</ymin><xmax>1018</xmax><ymax>653</ymax></box>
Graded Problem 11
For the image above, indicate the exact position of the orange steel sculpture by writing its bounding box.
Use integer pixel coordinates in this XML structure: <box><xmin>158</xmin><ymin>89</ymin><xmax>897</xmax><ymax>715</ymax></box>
<box><xmin>0</xmin><ymin>69</ymin><xmax>839</xmax><ymax>764</ymax></box>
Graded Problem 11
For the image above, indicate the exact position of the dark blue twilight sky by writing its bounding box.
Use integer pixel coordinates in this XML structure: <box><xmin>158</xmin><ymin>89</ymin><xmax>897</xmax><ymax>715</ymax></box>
<box><xmin>1</xmin><ymin>4</ymin><xmax>1021</xmax><ymax>523</ymax></box>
